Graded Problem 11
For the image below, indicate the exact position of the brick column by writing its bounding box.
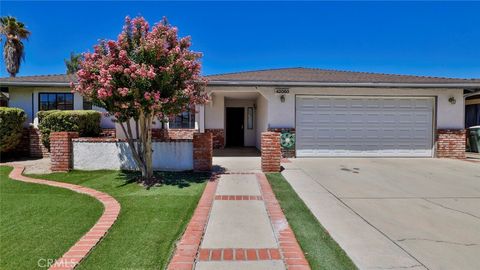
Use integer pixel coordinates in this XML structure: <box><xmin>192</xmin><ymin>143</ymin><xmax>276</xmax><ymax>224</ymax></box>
<box><xmin>436</xmin><ymin>129</ymin><xmax>466</xmax><ymax>159</ymax></box>
<box><xmin>268</xmin><ymin>128</ymin><xmax>296</xmax><ymax>158</ymax></box>
<box><xmin>193</xmin><ymin>132</ymin><xmax>213</xmax><ymax>171</ymax></box>
<box><xmin>50</xmin><ymin>132</ymin><xmax>79</xmax><ymax>172</ymax></box>
<box><xmin>261</xmin><ymin>132</ymin><xmax>281</xmax><ymax>172</ymax></box>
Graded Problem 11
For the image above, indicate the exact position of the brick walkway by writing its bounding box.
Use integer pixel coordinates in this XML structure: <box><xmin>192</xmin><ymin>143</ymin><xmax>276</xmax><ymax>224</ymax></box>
<box><xmin>8</xmin><ymin>165</ymin><xmax>121</xmax><ymax>270</ymax></box>
<box><xmin>168</xmin><ymin>172</ymin><xmax>310</xmax><ymax>270</ymax></box>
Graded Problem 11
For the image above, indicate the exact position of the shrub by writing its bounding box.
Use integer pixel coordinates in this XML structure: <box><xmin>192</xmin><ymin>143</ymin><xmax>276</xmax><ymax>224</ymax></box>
<box><xmin>37</xmin><ymin>110</ymin><xmax>60</xmax><ymax>123</ymax></box>
<box><xmin>38</xmin><ymin>110</ymin><xmax>101</xmax><ymax>149</ymax></box>
<box><xmin>0</xmin><ymin>107</ymin><xmax>26</xmax><ymax>152</ymax></box>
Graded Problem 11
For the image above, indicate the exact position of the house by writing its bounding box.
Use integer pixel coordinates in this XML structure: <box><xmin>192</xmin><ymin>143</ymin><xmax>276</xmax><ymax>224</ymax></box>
<box><xmin>1</xmin><ymin>67</ymin><xmax>479</xmax><ymax>158</ymax></box>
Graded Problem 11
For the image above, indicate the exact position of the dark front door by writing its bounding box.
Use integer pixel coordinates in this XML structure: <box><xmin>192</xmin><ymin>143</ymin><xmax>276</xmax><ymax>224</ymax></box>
<box><xmin>226</xmin><ymin>107</ymin><xmax>244</xmax><ymax>147</ymax></box>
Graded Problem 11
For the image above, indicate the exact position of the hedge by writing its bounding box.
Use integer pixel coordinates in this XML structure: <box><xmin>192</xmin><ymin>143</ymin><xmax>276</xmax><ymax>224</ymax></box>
<box><xmin>38</xmin><ymin>110</ymin><xmax>101</xmax><ymax>149</ymax></box>
<box><xmin>0</xmin><ymin>107</ymin><xmax>27</xmax><ymax>152</ymax></box>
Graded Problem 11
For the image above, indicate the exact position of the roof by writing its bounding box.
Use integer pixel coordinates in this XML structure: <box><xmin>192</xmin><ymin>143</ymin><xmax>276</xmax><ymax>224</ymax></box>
<box><xmin>1</xmin><ymin>68</ymin><xmax>480</xmax><ymax>88</ymax></box>
<box><xmin>206</xmin><ymin>68</ymin><xmax>480</xmax><ymax>86</ymax></box>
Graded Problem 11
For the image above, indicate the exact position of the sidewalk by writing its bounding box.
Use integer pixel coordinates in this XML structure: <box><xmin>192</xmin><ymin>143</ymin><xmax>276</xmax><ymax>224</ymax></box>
<box><xmin>168</xmin><ymin>172</ymin><xmax>310</xmax><ymax>270</ymax></box>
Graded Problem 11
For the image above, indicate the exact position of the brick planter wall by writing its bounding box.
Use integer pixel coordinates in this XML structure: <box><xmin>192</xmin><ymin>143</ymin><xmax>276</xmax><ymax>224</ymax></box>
<box><xmin>50</xmin><ymin>132</ymin><xmax>79</xmax><ymax>172</ymax></box>
<box><xmin>152</xmin><ymin>128</ymin><xmax>196</xmax><ymax>141</ymax></box>
<box><xmin>100</xmin><ymin>128</ymin><xmax>116</xmax><ymax>138</ymax></box>
<box><xmin>436</xmin><ymin>129</ymin><xmax>466</xmax><ymax>159</ymax></box>
<box><xmin>205</xmin><ymin>129</ymin><xmax>225</xmax><ymax>149</ymax></box>
<box><xmin>29</xmin><ymin>127</ymin><xmax>49</xmax><ymax>158</ymax></box>
<box><xmin>193</xmin><ymin>132</ymin><xmax>213</xmax><ymax>171</ymax></box>
<box><xmin>261</xmin><ymin>132</ymin><xmax>281</xmax><ymax>172</ymax></box>
<box><xmin>268</xmin><ymin>128</ymin><xmax>295</xmax><ymax>158</ymax></box>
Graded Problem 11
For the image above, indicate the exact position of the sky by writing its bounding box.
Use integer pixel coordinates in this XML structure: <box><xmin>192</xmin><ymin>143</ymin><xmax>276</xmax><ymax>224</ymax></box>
<box><xmin>1</xmin><ymin>1</ymin><xmax>479</xmax><ymax>79</ymax></box>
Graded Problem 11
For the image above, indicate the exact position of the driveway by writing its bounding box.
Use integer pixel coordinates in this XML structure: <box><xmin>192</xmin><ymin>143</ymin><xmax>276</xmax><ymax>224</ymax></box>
<box><xmin>282</xmin><ymin>158</ymin><xmax>480</xmax><ymax>270</ymax></box>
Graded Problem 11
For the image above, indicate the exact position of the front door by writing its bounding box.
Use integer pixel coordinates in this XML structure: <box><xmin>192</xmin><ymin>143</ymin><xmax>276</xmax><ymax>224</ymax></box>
<box><xmin>226</xmin><ymin>107</ymin><xmax>244</xmax><ymax>147</ymax></box>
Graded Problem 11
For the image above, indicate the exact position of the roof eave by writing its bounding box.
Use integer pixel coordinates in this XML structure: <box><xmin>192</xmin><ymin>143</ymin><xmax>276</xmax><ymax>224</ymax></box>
<box><xmin>0</xmin><ymin>81</ymin><xmax>72</xmax><ymax>87</ymax></box>
<box><xmin>2</xmin><ymin>79</ymin><xmax>480</xmax><ymax>89</ymax></box>
<box><xmin>207</xmin><ymin>80</ymin><xmax>480</xmax><ymax>88</ymax></box>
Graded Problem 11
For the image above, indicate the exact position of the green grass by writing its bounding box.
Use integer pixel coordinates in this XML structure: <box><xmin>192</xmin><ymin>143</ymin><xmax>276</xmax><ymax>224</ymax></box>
<box><xmin>266</xmin><ymin>173</ymin><xmax>357</xmax><ymax>270</ymax></box>
<box><xmin>27</xmin><ymin>169</ymin><xmax>208</xmax><ymax>270</ymax></box>
<box><xmin>0</xmin><ymin>166</ymin><xmax>103</xmax><ymax>270</ymax></box>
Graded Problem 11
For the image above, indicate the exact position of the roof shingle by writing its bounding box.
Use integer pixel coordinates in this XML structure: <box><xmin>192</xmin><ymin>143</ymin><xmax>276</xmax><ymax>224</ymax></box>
<box><xmin>1</xmin><ymin>68</ymin><xmax>479</xmax><ymax>86</ymax></box>
<box><xmin>205</xmin><ymin>67</ymin><xmax>480</xmax><ymax>84</ymax></box>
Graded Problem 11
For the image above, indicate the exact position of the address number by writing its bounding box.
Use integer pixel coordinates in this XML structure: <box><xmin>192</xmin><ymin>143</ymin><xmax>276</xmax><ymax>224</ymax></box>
<box><xmin>275</xmin><ymin>88</ymin><xmax>290</xmax><ymax>94</ymax></box>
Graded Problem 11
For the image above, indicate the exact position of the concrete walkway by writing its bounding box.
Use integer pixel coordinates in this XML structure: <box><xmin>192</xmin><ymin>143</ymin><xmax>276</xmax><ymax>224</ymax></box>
<box><xmin>1</xmin><ymin>157</ymin><xmax>51</xmax><ymax>174</ymax></box>
<box><xmin>168</xmin><ymin>172</ymin><xmax>310</xmax><ymax>270</ymax></box>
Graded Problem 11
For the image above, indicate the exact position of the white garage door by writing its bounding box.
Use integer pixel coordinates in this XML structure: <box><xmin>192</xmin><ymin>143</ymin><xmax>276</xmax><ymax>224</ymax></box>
<box><xmin>295</xmin><ymin>96</ymin><xmax>434</xmax><ymax>157</ymax></box>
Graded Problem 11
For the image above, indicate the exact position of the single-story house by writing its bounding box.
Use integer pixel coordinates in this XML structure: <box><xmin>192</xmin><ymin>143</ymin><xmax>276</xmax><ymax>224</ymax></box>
<box><xmin>1</xmin><ymin>67</ymin><xmax>479</xmax><ymax>158</ymax></box>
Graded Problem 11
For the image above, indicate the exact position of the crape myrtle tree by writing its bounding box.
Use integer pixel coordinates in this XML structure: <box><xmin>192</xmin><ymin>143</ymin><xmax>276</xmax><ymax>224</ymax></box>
<box><xmin>72</xmin><ymin>16</ymin><xmax>208</xmax><ymax>182</ymax></box>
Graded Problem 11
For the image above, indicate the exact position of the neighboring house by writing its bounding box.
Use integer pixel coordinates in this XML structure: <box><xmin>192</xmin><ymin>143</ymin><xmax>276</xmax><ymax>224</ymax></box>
<box><xmin>1</xmin><ymin>67</ymin><xmax>479</xmax><ymax>158</ymax></box>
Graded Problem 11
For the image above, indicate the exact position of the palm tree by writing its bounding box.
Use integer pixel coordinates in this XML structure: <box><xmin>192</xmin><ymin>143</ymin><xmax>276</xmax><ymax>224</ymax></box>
<box><xmin>65</xmin><ymin>52</ymin><xmax>83</xmax><ymax>74</ymax></box>
<box><xmin>0</xmin><ymin>16</ymin><xmax>30</xmax><ymax>77</ymax></box>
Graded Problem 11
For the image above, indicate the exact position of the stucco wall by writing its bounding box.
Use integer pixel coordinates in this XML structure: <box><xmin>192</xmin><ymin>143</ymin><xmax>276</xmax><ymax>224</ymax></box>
<box><xmin>8</xmin><ymin>87</ymin><xmax>33</xmax><ymax>126</ymax></box>
<box><xmin>255</xmin><ymin>94</ymin><xmax>269</xmax><ymax>149</ymax></box>
<box><xmin>73</xmin><ymin>140</ymin><xmax>193</xmax><ymax>171</ymax></box>
<box><xmin>205</xmin><ymin>92</ymin><xmax>225</xmax><ymax>129</ymax></box>
<box><xmin>265</xmin><ymin>86</ymin><xmax>465</xmax><ymax>129</ymax></box>
<box><xmin>206</xmin><ymin>85</ymin><xmax>465</xmax><ymax>130</ymax></box>
<box><xmin>8</xmin><ymin>86</ymin><xmax>115</xmax><ymax>128</ymax></box>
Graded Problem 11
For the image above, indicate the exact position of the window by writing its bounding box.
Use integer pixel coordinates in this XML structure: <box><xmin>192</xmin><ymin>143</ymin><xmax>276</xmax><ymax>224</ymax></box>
<box><xmin>169</xmin><ymin>110</ymin><xmax>195</xmax><ymax>129</ymax></box>
<box><xmin>83</xmin><ymin>98</ymin><xmax>92</xmax><ymax>110</ymax></box>
<box><xmin>247</xmin><ymin>107</ymin><xmax>254</xmax><ymax>129</ymax></box>
<box><xmin>39</xmin><ymin>93</ymin><xmax>74</xmax><ymax>111</ymax></box>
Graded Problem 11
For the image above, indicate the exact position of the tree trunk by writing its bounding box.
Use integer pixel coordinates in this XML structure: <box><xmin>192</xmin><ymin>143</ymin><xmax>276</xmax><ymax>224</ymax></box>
<box><xmin>138</xmin><ymin>112</ymin><xmax>154</xmax><ymax>179</ymax></box>
<box><xmin>119</xmin><ymin>113</ymin><xmax>154</xmax><ymax>181</ymax></box>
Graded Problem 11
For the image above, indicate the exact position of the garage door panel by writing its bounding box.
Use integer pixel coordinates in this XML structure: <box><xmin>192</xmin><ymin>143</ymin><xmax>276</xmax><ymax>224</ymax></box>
<box><xmin>296</xmin><ymin>96</ymin><xmax>434</xmax><ymax>157</ymax></box>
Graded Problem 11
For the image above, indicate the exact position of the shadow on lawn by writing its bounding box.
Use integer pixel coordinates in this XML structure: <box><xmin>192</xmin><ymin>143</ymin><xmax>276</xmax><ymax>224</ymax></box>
<box><xmin>116</xmin><ymin>170</ymin><xmax>212</xmax><ymax>189</ymax></box>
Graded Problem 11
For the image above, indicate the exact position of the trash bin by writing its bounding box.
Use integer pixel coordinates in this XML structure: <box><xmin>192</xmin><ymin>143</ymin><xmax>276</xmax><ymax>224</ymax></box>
<box><xmin>468</xmin><ymin>126</ymin><xmax>480</xmax><ymax>153</ymax></box>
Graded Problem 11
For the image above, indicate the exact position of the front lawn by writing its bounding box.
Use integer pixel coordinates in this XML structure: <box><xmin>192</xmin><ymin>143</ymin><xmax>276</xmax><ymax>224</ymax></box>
<box><xmin>266</xmin><ymin>173</ymin><xmax>357</xmax><ymax>270</ymax></box>
<box><xmin>0</xmin><ymin>166</ymin><xmax>103</xmax><ymax>269</ymax></box>
<box><xmin>28</xmin><ymin>169</ymin><xmax>208</xmax><ymax>269</ymax></box>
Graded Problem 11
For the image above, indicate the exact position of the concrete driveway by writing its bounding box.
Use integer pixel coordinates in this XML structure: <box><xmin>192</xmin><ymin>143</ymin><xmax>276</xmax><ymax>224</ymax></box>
<box><xmin>282</xmin><ymin>158</ymin><xmax>480</xmax><ymax>270</ymax></box>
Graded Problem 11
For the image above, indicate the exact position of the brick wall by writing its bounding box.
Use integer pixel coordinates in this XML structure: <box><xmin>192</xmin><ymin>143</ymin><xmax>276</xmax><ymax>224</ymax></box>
<box><xmin>268</xmin><ymin>128</ymin><xmax>295</xmax><ymax>158</ymax></box>
<box><xmin>50</xmin><ymin>132</ymin><xmax>79</xmax><ymax>172</ymax></box>
<box><xmin>436</xmin><ymin>129</ymin><xmax>466</xmax><ymax>159</ymax></box>
<box><xmin>29</xmin><ymin>127</ymin><xmax>49</xmax><ymax>158</ymax></box>
<box><xmin>261</xmin><ymin>132</ymin><xmax>281</xmax><ymax>172</ymax></box>
<box><xmin>205</xmin><ymin>129</ymin><xmax>225</xmax><ymax>149</ymax></box>
<box><xmin>100</xmin><ymin>128</ymin><xmax>116</xmax><ymax>138</ymax></box>
<box><xmin>193</xmin><ymin>132</ymin><xmax>213</xmax><ymax>172</ymax></box>
<box><xmin>152</xmin><ymin>128</ymin><xmax>196</xmax><ymax>141</ymax></box>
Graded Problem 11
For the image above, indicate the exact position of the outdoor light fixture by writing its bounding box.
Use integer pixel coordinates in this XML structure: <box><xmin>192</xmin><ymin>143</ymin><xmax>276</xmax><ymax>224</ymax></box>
<box><xmin>280</xmin><ymin>94</ymin><xmax>285</xmax><ymax>103</ymax></box>
<box><xmin>448</xmin><ymin>96</ymin><xmax>456</xmax><ymax>104</ymax></box>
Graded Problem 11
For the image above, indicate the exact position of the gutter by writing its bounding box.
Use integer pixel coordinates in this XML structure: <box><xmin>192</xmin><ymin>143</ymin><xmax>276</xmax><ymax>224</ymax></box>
<box><xmin>207</xmin><ymin>80</ymin><xmax>480</xmax><ymax>88</ymax></box>
<box><xmin>2</xmin><ymin>80</ymin><xmax>480</xmax><ymax>89</ymax></box>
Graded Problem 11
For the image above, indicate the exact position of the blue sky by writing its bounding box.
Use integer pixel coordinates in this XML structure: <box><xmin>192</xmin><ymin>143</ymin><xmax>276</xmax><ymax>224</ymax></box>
<box><xmin>1</xmin><ymin>1</ymin><xmax>479</xmax><ymax>78</ymax></box>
